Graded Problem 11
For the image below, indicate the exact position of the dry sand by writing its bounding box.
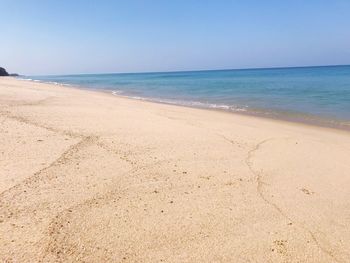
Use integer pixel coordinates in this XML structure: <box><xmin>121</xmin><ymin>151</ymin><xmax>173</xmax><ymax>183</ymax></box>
<box><xmin>0</xmin><ymin>77</ymin><xmax>350</xmax><ymax>262</ymax></box>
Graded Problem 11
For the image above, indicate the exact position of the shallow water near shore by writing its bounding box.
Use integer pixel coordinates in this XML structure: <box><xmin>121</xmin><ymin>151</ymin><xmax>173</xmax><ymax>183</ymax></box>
<box><xmin>24</xmin><ymin>65</ymin><xmax>350</xmax><ymax>128</ymax></box>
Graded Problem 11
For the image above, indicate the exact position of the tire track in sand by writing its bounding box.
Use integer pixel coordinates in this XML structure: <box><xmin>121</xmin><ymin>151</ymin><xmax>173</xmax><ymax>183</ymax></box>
<box><xmin>0</xmin><ymin>136</ymin><xmax>98</xmax><ymax>221</ymax></box>
<box><xmin>40</xmin><ymin>159</ymin><xmax>169</xmax><ymax>262</ymax></box>
<box><xmin>0</xmin><ymin>106</ymin><xmax>91</xmax><ymax>200</ymax></box>
<box><xmin>0</xmin><ymin>110</ymin><xmax>82</xmax><ymax>138</ymax></box>
<box><xmin>244</xmin><ymin>138</ymin><xmax>343</xmax><ymax>263</ymax></box>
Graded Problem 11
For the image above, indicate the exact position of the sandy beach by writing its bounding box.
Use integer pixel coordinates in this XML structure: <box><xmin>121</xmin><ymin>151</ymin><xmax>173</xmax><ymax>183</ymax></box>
<box><xmin>1</xmin><ymin>77</ymin><xmax>350</xmax><ymax>262</ymax></box>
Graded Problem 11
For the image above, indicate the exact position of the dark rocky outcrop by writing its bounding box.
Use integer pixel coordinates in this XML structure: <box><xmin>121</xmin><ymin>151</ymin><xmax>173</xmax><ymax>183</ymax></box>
<box><xmin>0</xmin><ymin>67</ymin><xmax>9</xmax><ymax>76</ymax></box>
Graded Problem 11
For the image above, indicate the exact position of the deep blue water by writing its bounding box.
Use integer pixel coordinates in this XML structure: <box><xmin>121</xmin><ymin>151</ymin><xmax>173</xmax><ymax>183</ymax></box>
<box><xmin>27</xmin><ymin>65</ymin><xmax>350</xmax><ymax>123</ymax></box>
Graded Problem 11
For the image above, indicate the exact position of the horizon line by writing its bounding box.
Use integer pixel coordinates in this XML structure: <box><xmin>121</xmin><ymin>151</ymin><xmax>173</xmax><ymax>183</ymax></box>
<box><xmin>29</xmin><ymin>63</ymin><xmax>350</xmax><ymax>77</ymax></box>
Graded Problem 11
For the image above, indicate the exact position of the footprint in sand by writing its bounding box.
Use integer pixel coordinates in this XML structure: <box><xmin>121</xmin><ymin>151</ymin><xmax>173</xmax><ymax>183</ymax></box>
<box><xmin>301</xmin><ymin>188</ymin><xmax>314</xmax><ymax>195</ymax></box>
<box><xmin>272</xmin><ymin>240</ymin><xmax>288</xmax><ymax>255</ymax></box>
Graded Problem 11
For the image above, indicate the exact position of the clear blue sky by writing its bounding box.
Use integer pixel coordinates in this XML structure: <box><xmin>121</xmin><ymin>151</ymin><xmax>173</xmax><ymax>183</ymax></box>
<box><xmin>1</xmin><ymin>0</ymin><xmax>350</xmax><ymax>75</ymax></box>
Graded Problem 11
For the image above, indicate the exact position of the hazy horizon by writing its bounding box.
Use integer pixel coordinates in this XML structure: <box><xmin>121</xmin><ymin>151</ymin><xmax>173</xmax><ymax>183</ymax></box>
<box><xmin>23</xmin><ymin>64</ymin><xmax>349</xmax><ymax>77</ymax></box>
<box><xmin>1</xmin><ymin>0</ymin><xmax>350</xmax><ymax>75</ymax></box>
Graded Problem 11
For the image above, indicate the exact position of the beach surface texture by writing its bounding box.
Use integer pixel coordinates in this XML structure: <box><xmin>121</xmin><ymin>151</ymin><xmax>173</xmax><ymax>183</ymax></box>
<box><xmin>1</xmin><ymin>77</ymin><xmax>350</xmax><ymax>262</ymax></box>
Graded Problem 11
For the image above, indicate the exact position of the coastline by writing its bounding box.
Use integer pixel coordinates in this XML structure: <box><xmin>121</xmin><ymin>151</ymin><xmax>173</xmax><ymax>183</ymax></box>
<box><xmin>1</xmin><ymin>77</ymin><xmax>350</xmax><ymax>262</ymax></box>
<box><xmin>17</xmin><ymin>77</ymin><xmax>350</xmax><ymax>132</ymax></box>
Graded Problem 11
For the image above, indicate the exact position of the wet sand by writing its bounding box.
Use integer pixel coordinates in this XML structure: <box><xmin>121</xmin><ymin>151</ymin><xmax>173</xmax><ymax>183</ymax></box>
<box><xmin>1</xmin><ymin>77</ymin><xmax>350</xmax><ymax>262</ymax></box>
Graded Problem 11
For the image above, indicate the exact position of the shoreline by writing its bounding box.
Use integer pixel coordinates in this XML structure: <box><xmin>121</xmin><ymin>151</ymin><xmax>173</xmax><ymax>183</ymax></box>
<box><xmin>1</xmin><ymin>77</ymin><xmax>350</xmax><ymax>262</ymax></box>
<box><xmin>18</xmin><ymin>77</ymin><xmax>350</xmax><ymax>133</ymax></box>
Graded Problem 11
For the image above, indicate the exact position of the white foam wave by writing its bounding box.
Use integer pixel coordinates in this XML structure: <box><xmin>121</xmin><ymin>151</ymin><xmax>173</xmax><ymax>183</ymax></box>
<box><xmin>21</xmin><ymin>78</ymin><xmax>73</xmax><ymax>87</ymax></box>
<box><xmin>111</xmin><ymin>90</ymin><xmax>123</xmax><ymax>95</ymax></box>
<box><xmin>112</xmin><ymin>92</ymin><xmax>247</xmax><ymax>113</ymax></box>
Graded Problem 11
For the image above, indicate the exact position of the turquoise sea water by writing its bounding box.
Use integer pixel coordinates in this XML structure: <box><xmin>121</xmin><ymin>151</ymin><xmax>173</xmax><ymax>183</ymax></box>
<box><xmin>26</xmin><ymin>65</ymin><xmax>350</xmax><ymax>125</ymax></box>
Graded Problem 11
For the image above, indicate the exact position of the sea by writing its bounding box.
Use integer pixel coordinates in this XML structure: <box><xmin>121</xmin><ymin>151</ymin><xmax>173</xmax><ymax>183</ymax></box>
<box><xmin>23</xmin><ymin>65</ymin><xmax>350</xmax><ymax>128</ymax></box>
